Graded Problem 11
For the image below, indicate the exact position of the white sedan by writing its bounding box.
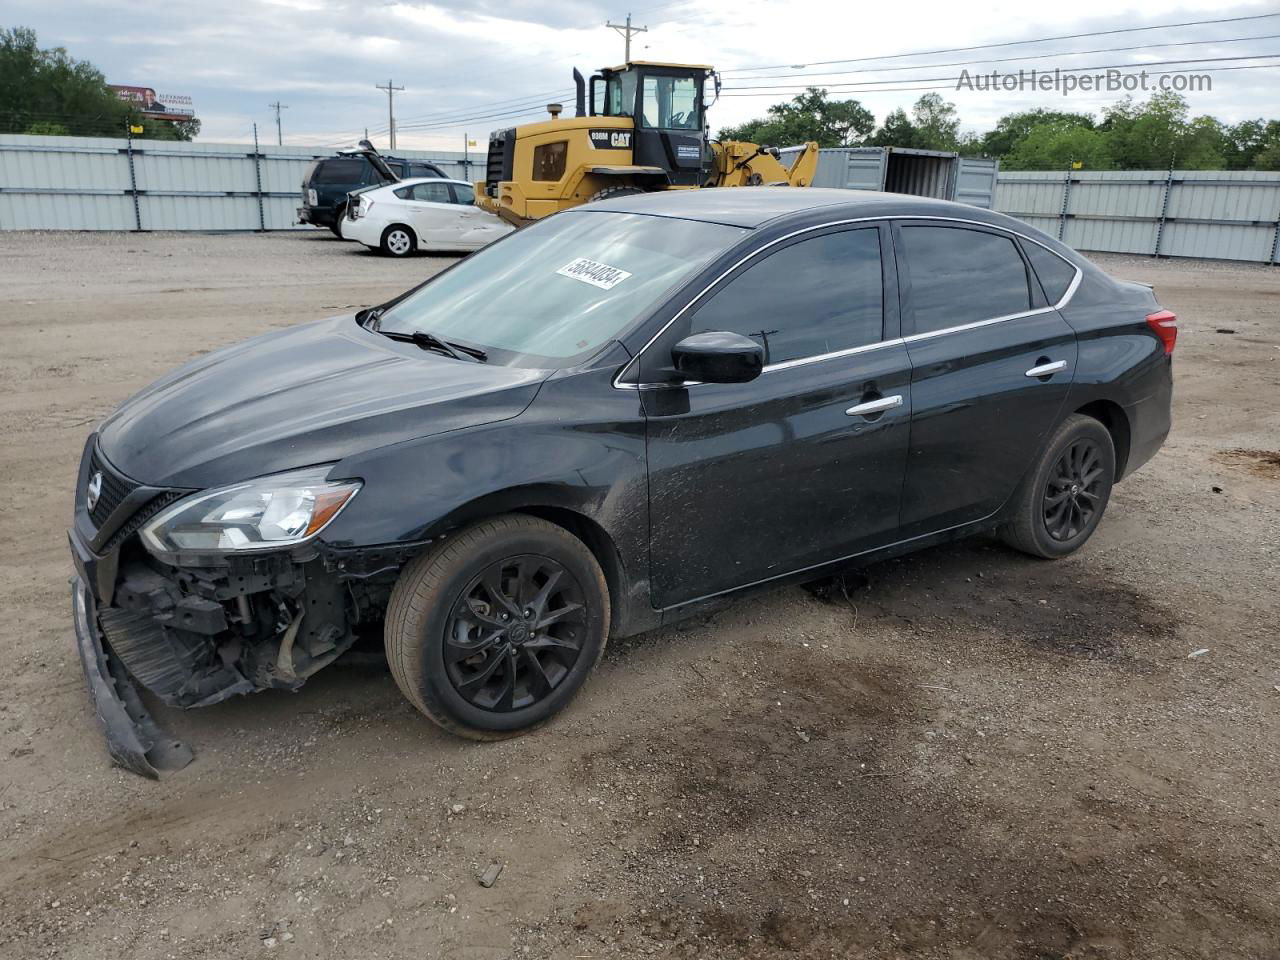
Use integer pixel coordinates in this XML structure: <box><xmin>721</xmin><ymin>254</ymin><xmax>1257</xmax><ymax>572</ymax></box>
<box><xmin>342</xmin><ymin>177</ymin><xmax>513</xmax><ymax>257</ymax></box>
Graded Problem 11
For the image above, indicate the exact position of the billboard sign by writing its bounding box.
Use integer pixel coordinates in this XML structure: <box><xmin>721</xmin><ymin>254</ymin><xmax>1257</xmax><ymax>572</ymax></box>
<box><xmin>110</xmin><ymin>85</ymin><xmax>196</xmax><ymax>118</ymax></box>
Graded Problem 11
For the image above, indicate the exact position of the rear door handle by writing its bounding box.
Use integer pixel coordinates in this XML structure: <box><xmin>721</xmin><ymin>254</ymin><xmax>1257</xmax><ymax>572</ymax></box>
<box><xmin>845</xmin><ymin>395</ymin><xmax>903</xmax><ymax>417</ymax></box>
<box><xmin>1025</xmin><ymin>360</ymin><xmax>1067</xmax><ymax>378</ymax></box>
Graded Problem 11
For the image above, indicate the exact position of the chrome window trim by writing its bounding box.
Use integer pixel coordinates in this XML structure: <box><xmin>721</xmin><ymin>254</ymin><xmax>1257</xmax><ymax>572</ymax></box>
<box><xmin>900</xmin><ymin>306</ymin><xmax>1054</xmax><ymax>343</ymax></box>
<box><xmin>612</xmin><ymin>214</ymin><xmax>1084</xmax><ymax>390</ymax></box>
<box><xmin>762</xmin><ymin>336</ymin><xmax>905</xmax><ymax>373</ymax></box>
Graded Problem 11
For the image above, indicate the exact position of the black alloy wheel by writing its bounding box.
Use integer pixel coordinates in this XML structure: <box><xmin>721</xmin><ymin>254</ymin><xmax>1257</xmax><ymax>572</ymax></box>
<box><xmin>1042</xmin><ymin>438</ymin><xmax>1106</xmax><ymax>542</ymax></box>
<box><xmin>385</xmin><ymin>514</ymin><xmax>610</xmax><ymax>738</ymax></box>
<box><xmin>1000</xmin><ymin>413</ymin><xmax>1115</xmax><ymax>559</ymax></box>
<box><xmin>443</xmin><ymin>555</ymin><xmax>587</xmax><ymax>712</ymax></box>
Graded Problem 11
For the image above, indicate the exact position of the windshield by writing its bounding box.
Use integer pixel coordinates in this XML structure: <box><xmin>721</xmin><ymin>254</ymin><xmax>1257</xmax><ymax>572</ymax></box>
<box><xmin>375</xmin><ymin>211</ymin><xmax>747</xmax><ymax>366</ymax></box>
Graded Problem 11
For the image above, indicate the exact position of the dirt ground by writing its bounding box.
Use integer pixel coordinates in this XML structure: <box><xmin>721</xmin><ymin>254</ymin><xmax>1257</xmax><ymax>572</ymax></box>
<box><xmin>0</xmin><ymin>229</ymin><xmax>1277</xmax><ymax>960</ymax></box>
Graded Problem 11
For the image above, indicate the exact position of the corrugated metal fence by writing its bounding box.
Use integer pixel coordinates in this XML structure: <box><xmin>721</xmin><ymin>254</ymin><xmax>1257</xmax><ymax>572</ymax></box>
<box><xmin>995</xmin><ymin>169</ymin><xmax>1280</xmax><ymax>265</ymax></box>
<box><xmin>0</xmin><ymin>134</ymin><xmax>479</xmax><ymax>231</ymax></box>
<box><xmin>3</xmin><ymin>133</ymin><xmax>1279</xmax><ymax>263</ymax></box>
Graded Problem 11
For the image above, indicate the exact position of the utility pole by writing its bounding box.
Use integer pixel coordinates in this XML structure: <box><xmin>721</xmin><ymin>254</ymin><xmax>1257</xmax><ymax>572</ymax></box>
<box><xmin>376</xmin><ymin>79</ymin><xmax>404</xmax><ymax>150</ymax></box>
<box><xmin>268</xmin><ymin>101</ymin><xmax>287</xmax><ymax>145</ymax></box>
<box><xmin>605</xmin><ymin>12</ymin><xmax>647</xmax><ymax>62</ymax></box>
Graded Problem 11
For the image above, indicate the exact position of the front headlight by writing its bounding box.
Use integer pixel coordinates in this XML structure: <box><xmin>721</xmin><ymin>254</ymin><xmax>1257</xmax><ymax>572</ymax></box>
<box><xmin>140</xmin><ymin>467</ymin><xmax>361</xmax><ymax>556</ymax></box>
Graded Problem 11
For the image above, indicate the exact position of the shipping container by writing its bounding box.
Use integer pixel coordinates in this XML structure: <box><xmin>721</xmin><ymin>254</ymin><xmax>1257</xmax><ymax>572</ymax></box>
<box><xmin>811</xmin><ymin>146</ymin><xmax>999</xmax><ymax>208</ymax></box>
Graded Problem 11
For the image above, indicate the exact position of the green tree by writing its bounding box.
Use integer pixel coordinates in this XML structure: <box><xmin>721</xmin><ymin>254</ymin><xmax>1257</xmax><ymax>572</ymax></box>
<box><xmin>1004</xmin><ymin>124</ymin><xmax>1113</xmax><ymax>170</ymax></box>
<box><xmin>1256</xmin><ymin>141</ymin><xmax>1280</xmax><ymax>171</ymax></box>
<box><xmin>1100</xmin><ymin>91</ymin><xmax>1223</xmax><ymax>170</ymax></box>
<box><xmin>979</xmin><ymin>108</ymin><xmax>1097</xmax><ymax>157</ymax></box>
<box><xmin>867</xmin><ymin>107</ymin><xmax>918</xmax><ymax>148</ymax></box>
<box><xmin>1220</xmin><ymin>119</ymin><xmax>1280</xmax><ymax>169</ymax></box>
<box><xmin>23</xmin><ymin>120</ymin><xmax>69</xmax><ymax>135</ymax></box>
<box><xmin>0</xmin><ymin>26</ymin><xmax>197</xmax><ymax>140</ymax></box>
<box><xmin>719</xmin><ymin>87</ymin><xmax>874</xmax><ymax>147</ymax></box>
<box><xmin>911</xmin><ymin>93</ymin><xmax>960</xmax><ymax>151</ymax></box>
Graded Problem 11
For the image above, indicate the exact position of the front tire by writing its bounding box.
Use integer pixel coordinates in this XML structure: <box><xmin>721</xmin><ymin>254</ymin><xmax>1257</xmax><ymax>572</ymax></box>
<box><xmin>1001</xmin><ymin>414</ymin><xmax>1115</xmax><ymax>559</ymax></box>
<box><xmin>385</xmin><ymin>515</ymin><xmax>610</xmax><ymax>739</ymax></box>
<box><xmin>379</xmin><ymin>224</ymin><xmax>416</xmax><ymax>257</ymax></box>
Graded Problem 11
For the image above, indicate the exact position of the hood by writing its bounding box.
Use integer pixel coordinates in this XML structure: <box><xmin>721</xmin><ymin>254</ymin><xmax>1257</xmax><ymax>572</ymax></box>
<box><xmin>98</xmin><ymin>316</ymin><xmax>548</xmax><ymax>488</ymax></box>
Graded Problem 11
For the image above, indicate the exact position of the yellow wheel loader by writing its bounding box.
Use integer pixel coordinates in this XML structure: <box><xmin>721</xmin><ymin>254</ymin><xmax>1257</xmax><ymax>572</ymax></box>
<box><xmin>475</xmin><ymin>61</ymin><xmax>819</xmax><ymax>225</ymax></box>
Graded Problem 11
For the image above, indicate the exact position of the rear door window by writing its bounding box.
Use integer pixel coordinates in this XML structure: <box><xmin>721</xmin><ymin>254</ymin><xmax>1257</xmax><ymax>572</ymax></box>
<box><xmin>311</xmin><ymin>159</ymin><xmax>365</xmax><ymax>184</ymax></box>
<box><xmin>408</xmin><ymin>163</ymin><xmax>441</xmax><ymax>178</ymax></box>
<box><xmin>407</xmin><ymin>182</ymin><xmax>453</xmax><ymax>204</ymax></box>
<box><xmin>898</xmin><ymin>225</ymin><xmax>1031</xmax><ymax>335</ymax></box>
<box><xmin>450</xmin><ymin>183</ymin><xmax>475</xmax><ymax>205</ymax></box>
<box><xmin>688</xmin><ymin>228</ymin><xmax>884</xmax><ymax>366</ymax></box>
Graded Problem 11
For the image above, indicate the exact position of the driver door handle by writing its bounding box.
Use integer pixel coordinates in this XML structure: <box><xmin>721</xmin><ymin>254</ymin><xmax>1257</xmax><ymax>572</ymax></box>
<box><xmin>845</xmin><ymin>395</ymin><xmax>903</xmax><ymax>417</ymax></box>
<box><xmin>1025</xmin><ymin>360</ymin><xmax>1067</xmax><ymax>378</ymax></box>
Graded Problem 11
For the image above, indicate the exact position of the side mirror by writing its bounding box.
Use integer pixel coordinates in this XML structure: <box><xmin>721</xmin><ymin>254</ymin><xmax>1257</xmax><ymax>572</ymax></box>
<box><xmin>670</xmin><ymin>331</ymin><xmax>764</xmax><ymax>384</ymax></box>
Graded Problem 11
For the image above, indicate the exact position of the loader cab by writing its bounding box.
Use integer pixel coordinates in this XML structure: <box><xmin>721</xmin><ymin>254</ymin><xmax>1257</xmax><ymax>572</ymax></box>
<box><xmin>594</xmin><ymin>62</ymin><xmax>711</xmax><ymax>186</ymax></box>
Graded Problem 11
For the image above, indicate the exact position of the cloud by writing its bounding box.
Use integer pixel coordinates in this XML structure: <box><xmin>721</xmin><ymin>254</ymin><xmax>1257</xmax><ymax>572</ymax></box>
<box><xmin>8</xmin><ymin>0</ymin><xmax>1279</xmax><ymax>149</ymax></box>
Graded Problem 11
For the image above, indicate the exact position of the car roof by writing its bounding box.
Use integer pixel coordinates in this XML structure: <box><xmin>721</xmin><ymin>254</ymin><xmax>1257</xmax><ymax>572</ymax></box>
<box><xmin>385</xmin><ymin>177</ymin><xmax>472</xmax><ymax>188</ymax></box>
<box><xmin>584</xmin><ymin>187</ymin><xmax>1016</xmax><ymax>232</ymax></box>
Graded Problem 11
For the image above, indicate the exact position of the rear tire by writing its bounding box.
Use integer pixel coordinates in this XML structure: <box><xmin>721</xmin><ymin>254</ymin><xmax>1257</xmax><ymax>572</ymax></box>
<box><xmin>1000</xmin><ymin>414</ymin><xmax>1115</xmax><ymax>559</ymax></box>
<box><xmin>385</xmin><ymin>515</ymin><xmax>610</xmax><ymax>739</ymax></box>
<box><xmin>329</xmin><ymin>204</ymin><xmax>347</xmax><ymax>237</ymax></box>
<box><xmin>379</xmin><ymin>224</ymin><xmax>416</xmax><ymax>258</ymax></box>
<box><xmin>586</xmin><ymin>184</ymin><xmax>647</xmax><ymax>204</ymax></box>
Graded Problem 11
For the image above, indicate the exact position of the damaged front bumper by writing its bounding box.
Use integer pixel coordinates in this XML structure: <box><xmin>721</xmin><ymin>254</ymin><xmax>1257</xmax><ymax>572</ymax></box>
<box><xmin>70</xmin><ymin>574</ymin><xmax>195</xmax><ymax>779</ymax></box>
<box><xmin>66</xmin><ymin>438</ymin><xmax>410</xmax><ymax>779</ymax></box>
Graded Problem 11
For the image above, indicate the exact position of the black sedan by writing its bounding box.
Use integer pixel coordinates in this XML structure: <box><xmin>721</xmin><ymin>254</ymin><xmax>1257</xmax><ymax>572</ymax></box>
<box><xmin>68</xmin><ymin>188</ymin><xmax>1175</xmax><ymax>775</ymax></box>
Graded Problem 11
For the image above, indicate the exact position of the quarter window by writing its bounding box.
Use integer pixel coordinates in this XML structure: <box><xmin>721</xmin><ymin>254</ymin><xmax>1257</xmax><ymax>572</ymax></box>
<box><xmin>899</xmin><ymin>225</ymin><xmax>1031</xmax><ymax>334</ymax></box>
<box><xmin>1022</xmin><ymin>241</ymin><xmax>1077</xmax><ymax>305</ymax></box>
<box><xmin>690</xmin><ymin>228</ymin><xmax>884</xmax><ymax>366</ymax></box>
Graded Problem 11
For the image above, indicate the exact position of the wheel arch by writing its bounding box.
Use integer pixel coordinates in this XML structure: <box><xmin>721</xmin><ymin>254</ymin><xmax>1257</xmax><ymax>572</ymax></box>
<box><xmin>417</xmin><ymin>488</ymin><xmax>643</xmax><ymax>636</ymax></box>
<box><xmin>382</xmin><ymin>221</ymin><xmax>420</xmax><ymax>247</ymax></box>
<box><xmin>1073</xmin><ymin>399</ymin><xmax>1131</xmax><ymax>479</ymax></box>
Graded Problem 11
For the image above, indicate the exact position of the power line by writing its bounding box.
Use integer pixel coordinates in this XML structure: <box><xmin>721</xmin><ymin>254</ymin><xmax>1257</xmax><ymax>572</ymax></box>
<box><xmin>376</xmin><ymin>90</ymin><xmax>575</xmax><ymax>133</ymax></box>
<box><xmin>718</xmin><ymin>61</ymin><xmax>1280</xmax><ymax>98</ymax></box>
<box><xmin>726</xmin><ymin>32</ymin><xmax>1280</xmax><ymax>83</ymax></box>
<box><xmin>392</xmin><ymin>93</ymin><xmax>575</xmax><ymax>132</ymax></box>
<box><xmin>719</xmin><ymin>12</ymin><xmax>1280</xmax><ymax>75</ymax></box>
<box><xmin>389</xmin><ymin>87</ymin><xmax>575</xmax><ymax>128</ymax></box>
<box><xmin>394</xmin><ymin>100</ymin><xmax>576</xmax><ymax>134</ymax></box>
<box><xmin>376</xmin><ymin>79</ymin><xmax>404</xmax><ymax>149</ymax></box>
<box><xmin>721</xmin><ymin>51</ymin><xmax>1280</xmax><ymax>92</ymax></box>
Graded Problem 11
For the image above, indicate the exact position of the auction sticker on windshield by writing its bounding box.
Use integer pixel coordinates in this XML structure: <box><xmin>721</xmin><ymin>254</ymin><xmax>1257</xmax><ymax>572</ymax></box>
<box><xmin>556</xmin><ymin>258</ymin><xmax>632</xmax><ymax>291</ymax></box>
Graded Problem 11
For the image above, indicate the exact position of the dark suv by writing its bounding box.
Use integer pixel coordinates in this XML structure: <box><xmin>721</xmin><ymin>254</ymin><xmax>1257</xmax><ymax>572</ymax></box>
<box><xmin>299</xmin><ymin>151</ymin><xmax>447</xmax><ymax>234</ymax></box>
<box><xmin>70</xmin><ymin>189</ymin><xmax>1174</xmax><ymax>777</ymax></box>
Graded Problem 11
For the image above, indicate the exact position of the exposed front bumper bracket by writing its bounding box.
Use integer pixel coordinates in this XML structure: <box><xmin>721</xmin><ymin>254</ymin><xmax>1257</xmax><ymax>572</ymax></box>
<box><xmin>71</xmin><ymin>576</ymin><xmax>195</xmax><ymax>779</ymax></box>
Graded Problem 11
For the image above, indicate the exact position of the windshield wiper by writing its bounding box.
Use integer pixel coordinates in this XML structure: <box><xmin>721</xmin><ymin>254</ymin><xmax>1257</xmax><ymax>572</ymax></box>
<box><xmin>377</xmin><ymin>328</ymin><xmax>487</xmax><ymax>362</ymax></box>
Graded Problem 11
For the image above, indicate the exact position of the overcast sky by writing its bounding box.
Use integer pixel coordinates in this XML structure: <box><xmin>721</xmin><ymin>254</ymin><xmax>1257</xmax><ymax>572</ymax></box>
<box><xmin>9</xmin><ymin>0</ymin><xmax>1280</xmax><ymax>152</ymax></box>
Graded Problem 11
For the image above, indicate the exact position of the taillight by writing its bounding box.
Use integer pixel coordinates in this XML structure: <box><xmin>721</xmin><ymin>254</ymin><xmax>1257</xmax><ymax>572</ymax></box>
<box><xmin>1146</xmin><ymin>310</ymin><xmax>1177</xmax><ymax>355</ymax></box>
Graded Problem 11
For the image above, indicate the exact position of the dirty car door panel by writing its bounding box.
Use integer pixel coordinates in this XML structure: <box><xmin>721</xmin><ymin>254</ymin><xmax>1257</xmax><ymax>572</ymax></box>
<box><xmin>642</xmin><ymin>225</ymin><xmax>910</xmax><ymax>608</ymax></box>
<box><xmin>893</xmin><ymin>222</ymin><xmax>1078</xmax><ymax>535</ymax></box>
